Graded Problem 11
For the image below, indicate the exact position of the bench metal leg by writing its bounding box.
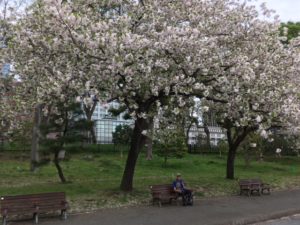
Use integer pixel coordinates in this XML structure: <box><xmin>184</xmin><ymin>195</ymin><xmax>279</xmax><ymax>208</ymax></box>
<box><xmin>2</xmin><ymin>216</ymin><xmax>7</xmax><ymax>225</ymax></box>
<box><xmin>262</xmin><ymin>188</ymin><xmax>270</xmax><ymax>195</ymax></box>
<box><xmin>61</xmin><ymin>210</ymin><xmax>67</xmax><ymax>220</ymax></box>
<box><xmin>247</xmin><ymin>190</ymin><xmax>251</xmax><ymax>197</ymax></box>
<box><xmin>33</xmin><ymin>213</ymin><xmax>39</xmax><ymax>224</ymax></box>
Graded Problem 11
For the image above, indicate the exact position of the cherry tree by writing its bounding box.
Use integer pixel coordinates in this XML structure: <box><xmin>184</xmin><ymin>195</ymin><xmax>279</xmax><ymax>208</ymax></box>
<box><xmin>8</xmin><ymin>0</ymin><xmax>299</xmax><ymax>191</ymax></box>
<box><xmin>199</xmin><ymin>29</ymin><xmax>299</xmax><ymax>178</ymax></box>
<box><xmin>0</xmin><ymin>0</ymin><xmax>26</xmax><ymax>139</ymax></box>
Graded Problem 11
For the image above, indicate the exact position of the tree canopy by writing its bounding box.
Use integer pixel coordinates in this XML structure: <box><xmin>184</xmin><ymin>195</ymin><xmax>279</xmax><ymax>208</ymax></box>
<box><xmin>3</xmin><ymin>0</ymin><xmax>300</xmax><ymax>190</ymax></box>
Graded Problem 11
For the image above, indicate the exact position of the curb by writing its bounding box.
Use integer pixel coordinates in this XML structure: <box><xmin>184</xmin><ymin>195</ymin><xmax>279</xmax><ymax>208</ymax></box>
<box><xmin>222</xmin><ymin>208</ymin><xmax>300</xmax><ymax>225</ymax></box>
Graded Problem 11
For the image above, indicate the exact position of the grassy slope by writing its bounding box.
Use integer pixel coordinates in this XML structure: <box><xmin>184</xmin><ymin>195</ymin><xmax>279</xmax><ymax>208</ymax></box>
<box><xmin>0</xmin><ymin>153</ymin><xmax>299</xmax><ymax>212</ymax></box>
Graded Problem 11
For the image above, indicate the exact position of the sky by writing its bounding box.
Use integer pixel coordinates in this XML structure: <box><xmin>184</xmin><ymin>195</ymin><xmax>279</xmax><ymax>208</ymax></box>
<box><xmin>254</xmin><ymin>0</ymin><xmax>300</xmax><ymax>22</ymax></box>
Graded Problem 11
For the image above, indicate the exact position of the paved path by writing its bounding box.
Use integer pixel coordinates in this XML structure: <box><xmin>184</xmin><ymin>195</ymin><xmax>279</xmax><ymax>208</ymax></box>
<box><xmin>9</xmin><ymin>190</ymin><xmax>300</xmax><ymax>225</ymax></box>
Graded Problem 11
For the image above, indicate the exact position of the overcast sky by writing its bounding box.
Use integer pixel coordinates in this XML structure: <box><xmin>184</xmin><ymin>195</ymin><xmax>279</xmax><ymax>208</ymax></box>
<box><xmin>254</xmin><ymin>0</ymin><xmax>300</xmax><ymax>22</ymax></box>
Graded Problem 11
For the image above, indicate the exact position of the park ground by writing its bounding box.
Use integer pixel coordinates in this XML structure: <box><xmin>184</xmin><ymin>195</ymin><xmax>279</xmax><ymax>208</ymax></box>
<box><xmin>1</xmin><ymin>149</ymin><xmax>300</xmax><ymax>213</ymax></box>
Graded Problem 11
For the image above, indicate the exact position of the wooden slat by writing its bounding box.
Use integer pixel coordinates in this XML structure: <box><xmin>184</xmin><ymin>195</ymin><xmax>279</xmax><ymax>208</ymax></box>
<box><xmin>0</xmin><ymin>192</ymin><xmax>67</xmax><ymax>216</ymax></box>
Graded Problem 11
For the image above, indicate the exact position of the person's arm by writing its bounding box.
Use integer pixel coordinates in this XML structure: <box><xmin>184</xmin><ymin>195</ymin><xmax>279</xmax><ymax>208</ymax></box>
<box><xmin>172</xmin><ymin>181</ymin><xmax>177</xmax><ymax>191</ymax></box>
<box><xmin>173</xmin><ymin>181</ymin><xmax>181</xmax><ymax>193</ymax></box>
<box><xmin>181</xmin><ymin>180</ymin><xmax>186</xmax><ymax>189</ymax></box>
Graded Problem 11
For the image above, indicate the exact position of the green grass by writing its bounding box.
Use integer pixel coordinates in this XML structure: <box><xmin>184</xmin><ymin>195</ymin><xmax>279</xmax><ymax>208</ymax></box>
<box><xmin>0</xmin><ymin>152</ymin><xmax>300</xmax><ymax>212</ymax></box>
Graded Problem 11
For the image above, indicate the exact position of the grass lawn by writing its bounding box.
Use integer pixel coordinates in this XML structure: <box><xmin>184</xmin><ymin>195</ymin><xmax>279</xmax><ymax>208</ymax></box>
<box><xmin>0</xmin><ymin>152</ymin><xmax>300</xmax><ymax>212</ymax></box>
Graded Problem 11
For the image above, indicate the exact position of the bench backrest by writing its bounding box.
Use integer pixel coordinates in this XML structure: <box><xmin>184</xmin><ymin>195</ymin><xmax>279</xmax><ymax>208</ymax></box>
<box><xmin>239</xmin><ymin>179</ymin><xmax>250</xmax><ymax>185</ymax></box>
<box><xmin>250</xmin><ymin>179</ymin><xmax>262</xmax><ymax>184</ymax></box>
<box><xmin>0</xmin><ymin>192</ymin><xmax>66</xmax><ymax>216</ymax></box>
<box><xmin>239</xmin><ymin>179</ymin><xmax>263</xmax><ymax>189</ymax></box>
<box><xmin>149</xmin><ymin>184</ymin><xmax>175</xmax><ymax>194</ymax></box>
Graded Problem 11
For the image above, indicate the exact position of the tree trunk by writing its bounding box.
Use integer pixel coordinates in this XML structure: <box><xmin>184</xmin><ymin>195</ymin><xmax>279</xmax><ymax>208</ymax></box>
<box><xmin>146</xmin><ymin>137</ymin><xmax>153</xmax><ymax>160</ymax></box>
<box><xmin>90</xmin><ymin>125</ymin><xmax>97</xmax><ymax>144</ymax></box>
<box><xmin>120</xmin><ymin>118</ymin><xmax>148</xmax><ymax>191</ymax></box>
<box><xmin>54</xmin><ymin>151</ymin><xmax>67</xmax><ymax>183</ymax></box>
<box><xmin>185</xmin><ymin>123</ymin><xmax>193</xmax><ymax>147</ymax></box>
<box><xmin>203</xmin><ymin>123</ymin><xmax>211</xmax><ymax>150</ymax></box>
<box><xmin>146</xmin><ymin>121</ymin><xmax>154</xmax><ymax>160</ymax></box>
<box><xmin>83</xmin><ymin>101</ymin><xmax>97</xmax><ymax>144</ymax></box>
<box><xmin>53</xmin><ymin>108</ymin><xmax>69</xmax><ymax>183</ymax></box>
<box><xmin>225</xmin><ymin>127</ymin><xmax>252</xmax><ymax>179</ymax></box>
<box><xmin>85</xmin><ymin>114</ymin><xmax>97</xmax><ymax>144</ymax></box>
<box><xmin>30</xmin><ymin>104</ymin><xmax>42</xmax><ymax>172</ymax></box>
<box><xmin>226</xmin><ymin>142</ymin><xmax>238</xmax><ymax>179</ymax></box>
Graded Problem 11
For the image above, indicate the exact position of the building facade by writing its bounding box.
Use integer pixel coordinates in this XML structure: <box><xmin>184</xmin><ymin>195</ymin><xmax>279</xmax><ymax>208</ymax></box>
<box><xmin>92</xmin><ymin>102</ymin><xmax>133</xmax><ymax>143</ymax></box>
<box><xmin>188</xmin><ymin>125</ymin><xmax>226</xmax><ymax>146</ymax></box>
<box><xmin>91</xmin><ymin>103</ymin><xmax>226</xmax><ymax>145</ymax></box>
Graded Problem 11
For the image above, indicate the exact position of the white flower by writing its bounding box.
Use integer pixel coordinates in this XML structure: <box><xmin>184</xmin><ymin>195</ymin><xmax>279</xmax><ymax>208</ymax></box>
<box><xmin>260</xmin><ymin>130</ymin><xmax>268</xmax><ymax>139</ymax></box>
<box><xmin>141</xmin><ymin>130</ymin><xmax>147</xmax><ymax>136</ymax></box>
<box><xmin>203</xmin><ymin>90</ymin><xmax>209</xmax><ymax>97</ymax></box>
<box><xmin>250</xmin><ymin>143</ymin><xmax>257</xmax><ymax>148</ymax></box>
<box><xmin>194</xmin><ymin>83</ymin><xmax>201</xmax><ymax>90</ymax></box>
<box><xmin>256</xmin><ymin>115</ymin><xmax>262</xmax><ymax>123</ymax></box>
<box><xmin>173</xmin><ymin>108</ymin><xmax>180</xmax><ymax>115</ymax></box>
<box><xmin>75</xmin><ymin>96</ymin><xmax>81</xmax><ymax>103</ymax></box>
<box><xmin>202</xmin><ymin>106</ymin><xmax>209</xmax><ymax>112</ymax></box>
<box><xmin>54</xmin><ymin>118</ymin><xmax>64</xmax><ymax>125</ymax></box>
<box><xmin>85</xmin><ymin>81</ymin><xmax>91</xmax><ymax>89</ymax></box>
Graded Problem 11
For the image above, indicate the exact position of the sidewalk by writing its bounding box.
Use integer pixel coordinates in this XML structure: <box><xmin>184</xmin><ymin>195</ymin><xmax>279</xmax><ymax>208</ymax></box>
<box><xmin>10</xmin><ymin>189</ymin><xmax>300</xmax><ymax>225</ymax></box>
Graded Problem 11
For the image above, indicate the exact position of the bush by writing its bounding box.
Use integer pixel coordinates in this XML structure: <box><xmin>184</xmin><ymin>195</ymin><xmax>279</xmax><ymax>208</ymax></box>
<box><xmin>112</xmin><ymin>124</ymin><xmax>133</xmax><ymax>145</ymax></box>
<box><xmin>155</xmin><ymin>128</ymin><xmax>187</xmax><ymax>166</ymax></box>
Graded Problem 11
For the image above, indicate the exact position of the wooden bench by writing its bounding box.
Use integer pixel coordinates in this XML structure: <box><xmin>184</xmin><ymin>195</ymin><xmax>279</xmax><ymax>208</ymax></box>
<box><xmin>0</xmin><ymin>192</ymin><xmax>68</xmax><ymax>225</ymax></box>
<box><xmin>251</xmin><ymin>178</ymin><xmax>271</xmax><ymax>195</ymax></box>
<box><xmin>239</xmin><ymin>179</ymin><xmax>271</xmax><ymax>196</ymax></box>
<box><xmin>149</xmin><ymin>184</ymin><xmax>178</xmax><ymax>207</ymax></box>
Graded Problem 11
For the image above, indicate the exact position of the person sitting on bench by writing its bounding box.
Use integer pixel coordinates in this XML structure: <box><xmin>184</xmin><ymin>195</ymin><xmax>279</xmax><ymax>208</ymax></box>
<box><xmin>172</xmin><ymin>173</ymin><xmax>193</xmax><ymax>205</ymax></box>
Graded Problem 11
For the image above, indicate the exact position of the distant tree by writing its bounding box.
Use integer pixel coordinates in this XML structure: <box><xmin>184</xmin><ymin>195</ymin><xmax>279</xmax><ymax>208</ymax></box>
<box><xmin>112</xmin><ymin>124</ymin><xmax>133</xmax><ymax>145</ymax></box>
<box><xmin>156</xmin><ymin>128</ymin><xmax>187</xmax><ymax>166</ymax></box>
<box><xmin>40</xmin><ymin>102</ymin><xmax>92</xmax><ymax>183</ymax></box>
<box><xmin>280</xmin><ymin>22</ymin><xmax>300</xmax><ymax>41</ymax></box>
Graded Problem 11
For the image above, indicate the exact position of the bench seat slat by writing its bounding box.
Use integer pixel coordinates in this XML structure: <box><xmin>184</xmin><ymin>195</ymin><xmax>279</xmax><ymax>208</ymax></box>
<box><xmin>0</xmin><ymin>192</ymin><xmax>68</xmax><ymax>222</ymax></box>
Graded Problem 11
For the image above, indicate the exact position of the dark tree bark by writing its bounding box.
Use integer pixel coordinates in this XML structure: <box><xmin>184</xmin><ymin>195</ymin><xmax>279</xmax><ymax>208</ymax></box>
<box><xmin>53</xmin><ymin>108</ymin><xmax>69</xmax><ymax>183</ymax></box>
<box><xmin>226</xmin><ymin>128</ymin><xmax>237</xmax><ymax>179</ymax></box>
<box><xmin>146</xmin><ymin>121</ymin><xmax>154</xmax><ymax>160</ymax></box>
<box><xmin>146</xmin><ymin>137</ymin><xmax>153</xmax><ymax>160</ymax></box>
<box><xmin>203</xmin><ymin>122</ymin><xmax>211</xmax><ymax>150</ymax></box>
<box><xmin>120</xmin><ymin>117</ymin><xmax>149</xmax><ymax>191</ymax></box>
<box><xmin>54</xmin><ymin>151</ymin><xmax>67</xmax><ymax>183</ymax></box>
<box><xmin>185</xmin><ymin>121</ymin><xmax>193</xmax><ymax>147</ymax></box>
<box><xmin>226</xmin><ymin>127</ymin><xmax>252</xmax><ymax>179</ymax></box>
<box><xmin>83</xmin><ymin>101</ymin><xmax>97</xmax><ymax>144</ymax></box>
<box><xmin>30</xmin><ymin>104</ymin><xmax>42</xmax><ymax>172</ymax></box>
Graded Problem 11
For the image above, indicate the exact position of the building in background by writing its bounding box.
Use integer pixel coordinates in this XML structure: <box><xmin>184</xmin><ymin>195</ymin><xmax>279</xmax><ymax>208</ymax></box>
<box><xmin>92</xmin><ymin>103</ymin><xmax>226</xmax><ymax>146</ymax></box>
<box><xmin>188</xmin><ymin>125</ymin><xmax>226</xmax><ymax>146</ymax></box>
<box><xmin>188</xmin><ymin>110</ymin><xmax>226</xmax><ymax>146</ymax></box>
<box><xmin>92</xmin><ymin>102</ymin><xmax>133</xmax><ymax>143</ymax></box>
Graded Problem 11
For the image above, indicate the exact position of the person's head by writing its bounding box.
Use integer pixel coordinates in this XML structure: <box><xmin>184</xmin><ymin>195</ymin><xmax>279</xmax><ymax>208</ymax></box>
<box><xmin>176</xmin><ymin>173</ymin><xmax>182</xmax><ymax>181</ymax></box>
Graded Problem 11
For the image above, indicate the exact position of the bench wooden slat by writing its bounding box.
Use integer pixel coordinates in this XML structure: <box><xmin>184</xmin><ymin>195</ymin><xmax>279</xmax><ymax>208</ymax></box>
<box><xmin>150</xmin><ymin>184</ymin><xmax>178</xmax><ymax>207</ymax></box>
<box><xmin>0</xmin><ymin>192</ymin><xmax>68</xmax><ymax>224</ymax></box>
<box><xmin>239</xmin><ymin>178</ymin><xmax>271</xmax><ymax>196</ymax></box>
